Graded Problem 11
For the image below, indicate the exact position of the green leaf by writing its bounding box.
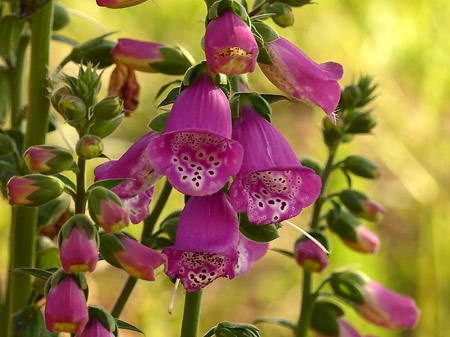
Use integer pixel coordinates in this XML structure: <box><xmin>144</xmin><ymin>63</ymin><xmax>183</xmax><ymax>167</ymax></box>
<box><xmin>86</xmin><ymin>178</ymin><xmax>133</xmax><ymax>192</ymax></box>
<box><xmin>239</xmin><ymin>213</ymin><xmax>281</xmax><ymax>243</ymax></box>
<box><xmin>14</xmin><ymin>268</ymin><xmax>53</xmax><ymax>280</ymax></box>
<box><xmin>260</xmin><ymin>94</ymin><xmax>290</xmax><ymax>105</ymax></box>
<box><xmin>251</xmin><ymin>13</ymin><xmax>276</xmax><ymax>21</ymax></box>
<box><xmin>252</xmin><ymin>21</ymin><xmax>279</xmax><ymax>43</ymax></box>
<box><xmin>270</xmin><ymin>248</ymin><xmax>294</xmax><ymax>258</ymax></box>
<box><xmin>254</xmin><ymin>35</ymin><xmax>272</xmax><ymax>65</ymax></box>
<box><xmin>0</xmin><ymin>14</ymin><xmax>27</xmax><ymax>67</ymax></box>
<box><xmin>116</xmin><ymin>319</ymin><xmax>145</xmax><ymax>335</ymax></box>
<box><xmin>253</xmin><ymin>317</ymin><xmax>295</xmax><ymax>331</ymax></box>
<box><xmin>155</xmin><ymin>79</ymin><xmax>182</xmax><ymax>102</ymax></box>
<box><xmin>0</xmin><ymin>66</ymin><xmax>9</xmax><ymax>124</ymax></box>
<box><xmin>158</xmin><ymin>86</ymin><xmax>180</xmax><ymax>107</ymax></box>
<box><xmin>52</xmin><ymin>34</ymin><xmax>79</xmax><ymax>47</ymax></box>
<box><xmin>149</xmin><ymin>112</ymin><xmax>170</xmax><ymax>133</ymax></box>
<box><xmin>54</xmin><ymin>173</ymin><xmax>77</xmax><ymax>191</ymax></box>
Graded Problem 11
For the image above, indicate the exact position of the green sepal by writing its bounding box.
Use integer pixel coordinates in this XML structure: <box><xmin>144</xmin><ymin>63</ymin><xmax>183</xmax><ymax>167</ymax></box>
<box><xmin>205</xmin><ymin>321</ymin><xmax>261</xmax><ymax>337</ymax></box>
<box><xmin>88</xmin><ymin>305</ymin><xmax>118</xmax><ymax>335</ymax></box>
<box><xmin>58</xmin><ymin>214</ymin><xmax>97</xmax><ymax>247</ymax></box>
<box><xmin>92</xmin><ymin>95</ymin><xmax>124</xmax><ymax>122</ymax></box>
<box><xmin>149</xmin><ymin>46</ymin><xmax>194</xmax><ymax>75</ymax></box>
<box><xmin>239</xmin><ymin>212</ymin><xmax>281</xmax><ymax>242</ymax></box>
<box><xmin>295</xmin><ymin>230</ymin><xmax>330</xmax><ymax>252</ymax></box>
<box><xmin>116</xmin><ymin>319</ymin><xmax>145</xmax><ymax>335</ymax></box>
<box><xmin>267</xmin><ymin>3</ymin><xmax>294</xmax><ymax>28</ymax></box>
<box><xmin>252</xmin><ymin>29</ymin><xmax>272</xmax><ymax>65</ymax></box>
<box><xmin>158</xmin><ymin>86</ymin><xmax>180</xmax><ymax>107</ymax></box>
<box><xmin>54</xmin><ymin>173</ymin><xmax>76</xmax><ymax>191</ymax></box>
<box><xmin>260</xmin><ymin>93</ymin><xmax>290</xmax><ymax>104</ymax></box>
<box><xmin>251</xmin><ymin>21</ymin><xmax>279</xmax><ymax>43</ymax></box>
<box><xmin>98</xmin><ymin>231</ymin><xmax>124</xmax><ymax>269</ymax></box>
<box><xmin>0</xmin><ymin>132</ymin><xmax>17</xmax><ymax>157</ymax></box>
<box><xmin>87</xmin><ymin>179</ymin><xmax>132</xmax><ymax>193</ymax></box>
<box><xmin>326</xmin><ymin>209</ymin><xmax>360</xmax><ymax>242</ymax></box>
<box><xmin>155</xmin><ymin>79</ymin><xmax>182</xmax><ymax>102</ymax></box>
<box><xmin>208</xmin><ymin>0</ymin><xmax>250</xmax><ymax>27</ymax></box>
<box><xmin>346</xmin><ymin>111</ymin><xmax>377</xmax><ymax>134</ymax></box>
<box><xmin>90</xmin><ymin>115</ymin><xmax>124</xmax><ymax>138</ymax></box>
<box><xmin>339</xmin><ymin>189</ymin><xmax>367</xmax><ymax>214</ymax></box>
<box><xmin>269</xmin><ymin>0</ymin><xmax>313</xmax><ymax>8</ymax></box>
<box><xmin>149</xmin><ymin>112</ymin><xmax>170</xmax><ymax>133</ymax></box>
<box><xmin>19</xmin><ymin>174</ymin><xmax>65</xmax><ymax>207</ymax></box>
<box><xmin>329</xmin><ymin>270</ymin><xmax>370</xmax><ymax>304</ymax></box>
<box><xmin>299</xmin><ymin>157</ymin><xmax>323</xmax><ymax>176</ymax></box>
<box><xmin>343</xmin><ymin>155</ymin><xmax>381</xmax><ymax>179</ymax></box>
<box><xmin>253</xmin><ymin>317</ymin><xmax>295</xmax><ymax>331</ymax></box>
<box><xmin>230</xmin><ymin>92</ymin><xmax>272</xmax><ymax>121</ymax></box>
<box><xmin>310</xmin><ymin>300</ymin><xmax>344</xmax><ymax>337</ymax></box>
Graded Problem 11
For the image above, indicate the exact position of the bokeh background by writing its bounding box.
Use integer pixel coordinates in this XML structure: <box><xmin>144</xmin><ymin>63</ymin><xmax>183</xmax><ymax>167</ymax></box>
<box><xmin>1</xmin><ymin>0</ymin><xmax>449</xmax><ymax>336</ymax></box>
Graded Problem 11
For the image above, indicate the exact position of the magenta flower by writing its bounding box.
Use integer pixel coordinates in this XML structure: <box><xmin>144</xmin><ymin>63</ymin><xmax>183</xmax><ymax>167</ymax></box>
<box><xmin>341</xmin><ymin>225</ymin><xmax>380</xmax><ymax>254</ymax></box>
<box><xmin>358</xmin><ymin>280</ymin><xmax>420</xmax><ymax>329</ymax></box>
<box><xmin>205</xmin><ymin>9</ymin><xmax>258</xmax><ymax>76</ymax></box>
<box><xmin>295</xmin><ymin>238</ymin><xmax>328</xmax><ymax>273</ymax></box>
<box><xmin>76</xmin><ymin>317</ymin><xmax>114</xmax><ymax>337</ymax></box>
<box><xmin>59</xmin><ymin>224</ymin><xmax>98</xmax><ymax>273</ymax></box>
<box><xmin>112</xmin><ymin>234</ymin><xmax>167</xmax><ymax>281</ymax></box>
<box><xmin>94</xmin><ymin>132</ymin><xmax>161</xmax><ymax>223</ymax></box>
<box><xmin>235</xmin><ymin>233</ymin><xmax>269</xmax><ymax>276</ymax></box>
<box><xmin>96</xmin><ymin>0</ymin><xmax>146</xmax><ymax>9</ymax></box>
<box><xmin>148</xmin><ymin>73</ymin><xmax>243</xmax><ymax>196</ymax></box>
<box><xmin>162</xmin><ymin>191</ymin><xmax>239</xmax><ymax>291</ymax></box>
<box><xmin>259</xmin><ymin>37</ymin><xmax>343</xmax><ymax>122</ymax></box>
<box><xmin>230</xmin><ymin>104</ymin><xmax>321</xmax><ymax>224</ymax></box>
<box><xmin>7</xmin><ymin>174</ymin><xmax>64</xmax><ymax>206</ymax></box>
<box><xmin>313</xmin><ymin>318</ymin><xmax>377</xmax><ymax>337</ymax></box>
<box><xmin>45</xmin><ymin>276</ymin><xmax>88</xmax><ymax>334</ymax></box>
<box><xmin>112</xmin><ymin>38</ymin><xmax>164</xmax><ymax>72</ymax></box>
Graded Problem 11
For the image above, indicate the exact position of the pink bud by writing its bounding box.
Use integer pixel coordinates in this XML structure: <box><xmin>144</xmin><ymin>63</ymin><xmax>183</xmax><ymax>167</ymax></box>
<box><xmin>205</xmin><ymin>9</ymin><xmax>258</xmax><ymax>76</ymax></box>
<box><xmin>359</xmin><ymin>199</ymin><xmax>385</xmax><ymax>222</ymax></box>
<box><xmin>113</xmin><ymin>236</ymin><xmax>167</xmax><ymax>281</ymax></box>
<box><xmin>111</xmin><ymin>38</ymin><xmax>164</xmax><ymax>72</ymax></box>
<box><xmin>24</xmin><ymin>145</ymin><xmax>74</xmax><ymax>175</ymax></box>
<box><xmin>60</xmin><ymin>227</ymin><xmax>98</xmax><ymax>273</ymax></box>
<box><xmin>97</xmin><ymin>199</ymin><xmax>129</xmax><ymax>233</ymax></box>
<box><xmin>7</xmin><ymin>175</ymin><xmax>64</xmax><ymax>206</ymax></box>
<box><xmin>76</xmin><ymin>317</ymin><xmax>114</xmax><ymax>337</ymax></box>
<box><xmin>45</xmin><ymin>276</ymin><xmax>88</xmax><ymax>334</ymax></box>
<box><xmin>295</xmin><ymin>239</ymin><xmax>328</xmax><ymax>272</ymax></box>
<box><xmin>96</xmin><ymin>0</ymin><xmax>147</xmax><ymax>9</ymax></box>
<box><xmin>7</xmin><ymin>176</ymin><xmax>40</xmax><ymax>205</ymax></box>
<box><xmin>24</xmin><ymin>147</ymin><xmax>55</xmax><ymax>172</ymax></box>
<box><xmin>342</xmin><ymin>225</ymin><xmax>380</xmax><ymax>254</ymax></box>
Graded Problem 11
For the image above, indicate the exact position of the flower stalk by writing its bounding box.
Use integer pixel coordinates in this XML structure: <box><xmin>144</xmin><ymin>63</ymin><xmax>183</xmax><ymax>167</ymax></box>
<box><xmin>180</xmin><ymin>290</ymin><xmax>203</xmax><ymax>337</ymax></box>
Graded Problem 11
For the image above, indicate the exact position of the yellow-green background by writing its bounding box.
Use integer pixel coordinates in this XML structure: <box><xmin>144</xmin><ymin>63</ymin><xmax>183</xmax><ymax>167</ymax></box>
<box><xmin>1</xmin><ymin>0</ymin><xmax>449</xmax><ymax>336</ymax></box>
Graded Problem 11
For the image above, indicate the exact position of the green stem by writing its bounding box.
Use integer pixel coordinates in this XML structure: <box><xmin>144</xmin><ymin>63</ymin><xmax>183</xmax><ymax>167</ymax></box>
<box><xmin>111</xmin><ymin>179</ymin><xmax>172</xmax><ymax>318</ymax></box>
<box><xmin>9</xmin><ymin>35</ymin><xmax>29</xmax><ymax>130</ymax></box>
<box><xmin>180</xmin><ymin>290</ymin><xmax>203</xmax><ymax>337</ymax></box>
<box><xmin>75</xmin><ymin>157</ymin><xmax>86</xmax><ymax>214</ymax></box>
<box><xmin>249</xmin><ymin>1</ymin><xmax>267</xmax><ymax>17</ymax></box>
<box><xmin>5</xmin><ymin>3</ymin><xmax>54</xmax><ymax>337</ymax></box>
<box><xmin>295</xmin><ymin>144</ymin><xmax>339</xmax><ymax>337</ymax></box>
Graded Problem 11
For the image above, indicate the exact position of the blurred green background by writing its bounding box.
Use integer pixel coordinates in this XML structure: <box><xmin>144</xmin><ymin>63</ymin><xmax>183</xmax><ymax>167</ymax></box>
<box><xmin>1</xmin><ymin>0</ymin><xmax>449</xmax><ymax>336</ymax></box>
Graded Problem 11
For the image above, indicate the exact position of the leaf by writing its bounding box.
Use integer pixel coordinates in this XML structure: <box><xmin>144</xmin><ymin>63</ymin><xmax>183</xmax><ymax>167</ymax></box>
<box><xmin>270</xmin><ymin>248</ymin><xmax>294</xmax><ymax>259</ymax></box>
<box><xmin>154</xmin><ymin>79</ymin><xmax>182</xmax><ymax>102</ymax></box>
<box><xmin>116</xmin><ymin>319</ymin><xmax>145</xmax><ymax>335</ymax></box>
<box><xmin>149</xmin><ymin>112</ymin><xmax>170</xmax><ymax>133</ymax></box>
<box><xmin>52</xmin><ymin>34</ymin><xmax>79</xmax><ymax>47</ymax></box>
<box><xmin>87</xmin><ymin>178</ymin><xmax>133</xmax><ymax>192</ymax></box>
<box><xmin>158</xmin><ymin>86</ymin><xmax>180</xmax><ymax>107</ymax></box>
<box><xmin>0</xmin><ymin>66</ymin><xmax>9</xmax><ymax>124</ymax></box>
<box><xmin>54</xmin><ymin>173</ymin><xmax>76</xmax><ymax>191</ymax></box>
<box><xmin>253</xmin><ymin>317</ymin><xmax>295</xmax><ymax>330</ymax></box>
<box><xmin>260</xmin><ymin>94</ymin><xmax>290</xmax><ymax>105</ymax></box>
<box><xmin>239</xmin><ymin>213</ymin><xmax>281</xmax><ymax>243</ymax></box>
<box><xmin>14</xmin><ymin>267</ymin><xmax>53</xmax><ymax>280</ymax></box>
<box><xmin>250</xmin><ymin>13</ymin><xmax>276</xmax><ymax>21</ymax></box>
<box><xmin>252</xmin><ymin>21</ymin><xmax>279</xmax><ymax>43</ymax></box>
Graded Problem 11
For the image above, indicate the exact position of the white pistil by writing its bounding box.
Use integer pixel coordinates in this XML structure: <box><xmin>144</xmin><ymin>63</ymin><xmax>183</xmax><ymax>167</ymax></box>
<box><xmin>168</xmin><ymin>278</ymin><xmax>180</xmax><ymax>315</ymax></box>
<box><xmin>283</xmin><ymin>220</ymin><xmax>330</xmax><ymax>254</ymax></box>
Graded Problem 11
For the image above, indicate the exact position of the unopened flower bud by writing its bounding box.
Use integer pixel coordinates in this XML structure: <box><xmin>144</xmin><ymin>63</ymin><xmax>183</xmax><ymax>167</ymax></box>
<box><xmin>68</xmin><ymin>37</ymin><xmax>115</xmax><ymax>69</ymax></box>
<box><xmin>0</xmin><ymin>133</ymin><xmax>16</xmax><ymax>157</ymax></box>
<box><xmin>295</xmin><ymin>233</ymin><xmax>329</xmax><ymax>272</ymax></box>
<box><xmin>96</xmin><ymin>0</ymin><xmax>147</xmax><ymax>9</ymax></box>
<box><xmin>76</xmin><ymin>135</ymin><xmax>103</xmax><ymax>159</ymax></box>
<box><xmin>339</xmin><ymin>189</ymin><xmax>385</xmax><ymax>222</ymax></box>
<box><xmin>268</xmin><ymin>3</ymin><xmax>295</xmax><ymax>27</ymax></box>
<box><xmin>52</xmin><ymin>4</ymin><xmax>70</xmax><ymax>31</ymax></box>
<box><xmin>7</xmin><ymin>174</ymin><xmax>64</xmax><ymax>206</ymax></box>
<box><xmin>88</xmin><ymin>187</ymin><xmax>129</xmax><ymax>233</ymax></box>
<box><xmin>340</xmin><ymin>84</ymin><xmax>361</xmax><ymax>109</ymax></box>
<box><xmin>322</xmin><ymin>116</ymin><xmax>342</xmax><ymax>149</ymax></box>
<box><xmin>78</xmin><ymin>306</ymin><xmax>117</xmax><ymax>337</ymax></box>
<box><xmin>24</xmin><ymin>145</ymin><xmax>74</xmax><ymax>175</ymax></box>
<box><xmin>300</xmin><ymin>157</ymin><xmax>323</xmax><ymax>175</ymax></box>
<box><xmin>343</xmin><ymin>155</ymin><xmax>381</xmax><ymax>179</ymax></box>
<box><xmin>347</xmin><ymin>111</ymin><xmax>377</xmax><ymax>134</ymax></box>
<box><xmin>276</xmin><ymin>0</ymin><xmax>313</xmax><ymax>7</ymax></box>
<box><xmin>59</xmin><ymin>214</ymin><xmax>99</xmax><ymax>273</ymax></box>
<box><xmin>310</xmin><ymin>300</ymin><xmax>345</xmax><ymax>337</ymax></box>
<box><xmin>92</xmin><ymin>95</ymin><xmax>123</xmax><ymax>122</ymax></box>
<box><xmin>58</xmin><ymin>95</ymin><xmax>87</xmax><ymax>123</ymax></box>
<box><xmin>44</xmin><ymin>270</ymin><xmax>88</xmax><ymax>334</ymax></box>
<box><xmin>51</xmin><ymin>86</ymin><xmax>72</xmax><ymax>111</ymax></box>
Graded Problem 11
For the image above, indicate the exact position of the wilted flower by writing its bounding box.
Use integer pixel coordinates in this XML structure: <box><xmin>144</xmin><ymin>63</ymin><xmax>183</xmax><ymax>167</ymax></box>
<box><xmin>259</xmin><ymin>36</ymin><xmax>343</xmax><ymax>122</ymax></box>
<box><xmin>235</xmin><ymin>233</ymin><xmax>269</xmax><ymax>276</ymax></box>
<box><xmin>205</xmin><ymin>9</ymin><xmax>258</xmax><ymax>76</ymax></box>
<box><xmin>96</xmin><ymin>0</ymin><xmax>147</xmax><ymax>9</ymax></box>
<box><xmin>7</xmin><ymin>174</ymin><xmax>64</xmax><ymax>206</ymax></box>
<box><xmin>230</xmin><ymin>103</ymin><xmax>321</xmax><ymax>224</ymax></box>
<box><xmin>148</xmin><ymin>72</ymin><xmax>243</xmax><ymax>196</ymax></box>
<box><xmin>108</xmin><ymin>63</ymin><xmax>140</xmax><ymax>113</ymax></box>
<box><xmin>94</xmin><ymin>132</ymin><xmax>162</xmax><ymax>224</ymax></box>
<box><xmin>24</xmin><ymin>145</ymin><xmax>74</xmax><ymax>175</ymax></box>
<box><xmin>162</xmin><ymin>191</ymin><xmax>239</xmax><ymax>291</ymax></box>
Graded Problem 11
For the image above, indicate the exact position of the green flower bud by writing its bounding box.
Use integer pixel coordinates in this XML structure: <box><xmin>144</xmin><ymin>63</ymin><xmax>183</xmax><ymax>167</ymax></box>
<box><xmin>310</xmin><ymin>300</ymin><xmax>344</xmax><ymax>337</ymax></box>
<box><xmin>75</xmin><ymin>64</ymin><xmax>102</xmax><ymax>108</ymax></box>
<box><xmin>339</xmin><ymin>189</ymin><xmax>385</xmax><ymax>222</ymax></box>
<box><xmin>24</xmin><ymin>145</ymin><xmax>74</xmax><ymax>175</ymax></box>
<box><xmin>76</xmin><ymin>135</ymin><xmax>103</xmax><ymax>159</ymax></box>
<box><xmin>322</xmin><ymin>116</ymin><xmax>342</xmax><ymax>149</ymax></box>
<box><xmin>340</xmin><ymin>84</ymin><xmax>361</xmax><ymax>109</ymax></box>
<box><xmin>92</xmin><ymin>95</ymin><xmax>123</xmax><ymax>122</ymax></box>
<box><xmin>329</xmin><ymin>270</ymin><xmax>370</xmax><ymax>304</ymax></box>
<box><xmin>343</xmin><ymin>155</ymin><xmax>381</xmax><ymax>179</ymax></box>
<box><xmin>0</xmin><ymin>133</ymin><xmax>16</xmax><ymax>157</ymax></box>
<box><xmin>58</xmin><ymin>95</ymin><xmax>87</xmax><ymax>123</ymax></box>
<box><xmin>347</xmin><ymin>111</ymin><xmax>377</xmax><ymax>134</ymax></box>
<box><xmin>90</xmin><ymin>115</ymin><xmax>124</xmax><ymax>139</ymax></box>
<box><xmin>52</xmin><ymin>4</ymin><xmax>70</xmax><ymax>31</ymax></box>
<box><xmin>67</xmin><ymin>35</ymin><xmax>116</xmax><ymax>69</ymax></box>
<box><xmin>51</xmin><ymin>86</ymin><xmax>72</xmax><ymax>112</ymax></box>
<box><xmin>300</xmin><ymin>157</ymin><xmax>322</xmax><ymax>175</ymax></box>
<box><xmin>269</xmin><ymin>3</ymin><xmax>295</xmax><ymax>28</ymax></box>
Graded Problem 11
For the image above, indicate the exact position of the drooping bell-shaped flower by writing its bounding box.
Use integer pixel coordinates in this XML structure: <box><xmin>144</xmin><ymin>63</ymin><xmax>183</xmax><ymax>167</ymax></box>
<box><xmin>162</xmin><ymin>191</ymin><xmax>239</xmax><ymax>291</ymax></box>
<box><xmin>76</xmin><ymin>317</ymin><xmax>114</xmax><ymax>337</ymax></box>
<box><xmin>59</xmin><ymin>214</ymin><xmax>99</xmax><ymax>273</ymax></box>
<box><xmin>313</xmin><ymin>318</ymin><xmax>377</xmax><ymax>337</ymax></box>
<box><xmin>112</xmin><ymin>38</ymin><xmax>164</xmax><ymax>72</ymax></box>
<box><xmin>259</xmin><ymin>36</ymin><xmax>343</xmax><ymax>122</ymax></box>
<box><xmin>148</xmin><ymin>72</ymin><xmax>243</xmax><ymax>196</ymax></box>
<box><xmin>230</xmin><ymin>104</ymin><xmax>321</xmax><ymax>224</ymax></box>
<box><xmin>94</xmin><ymin>132</ymin><xmax>162</xmax><ymax>223</ymax></box>
<box><xmin>235</xmin><ymin>233</ymin><xmax>269</xmax><ymax>276</ymax></box>
<box><xmin>45</xmin><ymin>273</ymin><xmax>88</xmax><ymax>334</ymax></box>
<box><xmin>96</xmin><ymin>0</ymin><xmax>147</xmax><ymax>9</ymax></box>
<box><xmin>358</xmin><ymin>280</ymin><xmax>420</xmax><ymax>329</ymax></box>
<box><xmin>205</xmin><ymin>9</ymin><xmax>259</xmax><ymax>76</ymax></box>
<box><xmin>295</xmin><ymin>236</ymin><xmax>328</xmax><ymax>273</ymax></box>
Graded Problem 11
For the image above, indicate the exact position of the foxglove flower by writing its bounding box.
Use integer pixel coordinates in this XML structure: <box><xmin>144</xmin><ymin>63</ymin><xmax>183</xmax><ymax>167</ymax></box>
<box><xmin>358</xmin><ymin>280</ymin><xmax>420</xmax><ymax>329</ymax></box>
<box><xmin>96</xmin><ymin>0</ymin><xmax>147</xmax><ymax>9</ymax></box>
<box><xmin>7</xmin><ymin>174</ymin><xmax>64</xmax><ymax>206</ymax></box>
<box><xmin>76</xmin><ymin>317</ymin><xmax>114</xmax><ymax>337</ymax></box>
<box><xmin>112</xmin><ymin>39</ymin><xmax>164</xmax><ymax>72</ymax></box>
<box><xmin>112</xmin><ymin>234</ymin><xmax>167</xmax><ymax>281</ymax></box>
<box><xmin>205</xmin><ymin>9</ymin><xmax>258</xmax><ymax>76</ymax></box>
<box><xmin>94</xmin><ymin>132</ymin><xmax>162</xmax><ymax>223</ymax></box>
<box><xmin>259</xmin><ymin>37</ymin><xmax>343</xmax><ymax>122</ymax></box>
<box><xmin>313</xmin><ymin>318</ymin><xmax>376</xmax><ymax>337</ymax></box>
<box><xmin>24</xmin><ymin>145</ymin><xmax>74</xmax><ymax>175</ymax></box>
<box><xmin>230</xmin><ymin>104</ymin><xmax>321</xmax><ymax>224</ymax></box>
<box><xmin>235</xmin><ymin>233</ymin><xmax>269</xmax><ymax>276</ymax></box>
<box><xmin>148</xmin><ymin>73</ymin><xmax>243</xmax><ymax>196</ymax></box>
<box><xmin>45</xmin><ymin>275</ymin><xmax>88</xmax><ymax>334</ymax></box>
<box><xmin>59</xmin><ymin>215</ymin><xmax>98</xmax><ymax>273</ymax></box>
<box><xmin>295</xmin><ymin>237</ymin><xmax>328</xmax><ymax>272</ymax></box>
<box><xmin>162</xmin><ymin>191</ymin><xmax>239</xmax><ymax>291</ymax></box>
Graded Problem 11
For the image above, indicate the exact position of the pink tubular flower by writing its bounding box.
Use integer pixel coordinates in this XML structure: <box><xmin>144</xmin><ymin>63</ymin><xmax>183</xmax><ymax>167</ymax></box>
<box><xmin>96</xmin><ymin>0</ymin><xmax>146</xmax><ymax>9</ymax></box>
<box><xmin>94</xmin><ymin>132</ymin><xmax>162</xmax><ymax>223</ymax></box>
<box><xmin>357</xmin><ymin>280</ymin><xmax>420</xmax><ymax>329</ymax></box>
<box><xmin>230</xmin><ymin>104</ymin><xmax>321</xmax><ymax>224</ymax></box>
<box><xmin>313</xmin><ymin>318</ymin><xmax>377</xmax><ymax>337</ymax></box>
<box><xmin>113</xmin><ymin>235</ymin><xmax>167</xmax><ymax>281</ymax></box>
<box><xmin>235</xmin><ymin>233</ymin><xmax>269</xmax><ymax>276</ymax></box>
<box><xmin>342</xmin><ymin>225</ymin><xmax>380</xmax><ymax>254</ymax></box>
<box><xmin>45</xmin><ymin>276</ymin><xmax>88</xmax><ymax>334</ymax></box>
<box><xmin>112</xmin><ymin>39</ymin><xmax>164</xmax><ymax>72</ymax></box>
<box><xmin>295</xmin><ymin>238</ymin><xmax>328</xmax><ymax>273</ymax></box>
<box><xmin>162</xmin><ymin>191</ymin><xmax>239</xmax><ymax>291</ymax></box>
<box><xmin>60</xmin><ymin>226</ymin><xmax>98</xmax><ymax>274</ymax></box>
<box><xmin>259</xmin><ymin>36</ymin><xmax>343</xmax><ymax>122</ymax></box>
<box><xmin>148</xmin><ymin>73</ymin><xmax>243</xmax><ymax>196</ymax></box>
<box><xmin>205</xmin><ymin>9</ymin><xmax>258</xmax><ymax>76</ymax></box>
<box><xmin>76</xmin><ymin>317</ymin><xmax>114</xmax><ymax>337</ymax></box>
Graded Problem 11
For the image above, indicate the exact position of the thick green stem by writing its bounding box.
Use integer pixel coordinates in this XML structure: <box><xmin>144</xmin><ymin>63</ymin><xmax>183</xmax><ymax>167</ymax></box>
<box><xmin>75</xmin><ymin>157</ymin><xmax>86</xmax><ymax>214</ymax></box>
<box><xmin>295</xmin><ymin>145</ymin><xmax>339</xmax><ymax>337</ymax></box>
<box><xmin>111</xmin><ymin>179</ymin><xmax>172</xmax><ymax>318</ymax></box>
<box><xmin>180</xmin><ymin>290</ymin><xmax>203</xmax><ymax>337</ymax></box>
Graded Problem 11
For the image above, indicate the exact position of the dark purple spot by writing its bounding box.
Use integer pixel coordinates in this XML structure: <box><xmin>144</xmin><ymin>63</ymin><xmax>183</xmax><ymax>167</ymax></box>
<box><xmin>214</xmin><ymin>162</ymin><xmax>220</xmax><ymax>166</ymax></box>
<box><xmin>182</xmin><ymin>176</ymin><xmax>188</xmax><ymax>180</ymax></box>
<box><xmin>281</xmin><ymin>202</ymin><xmax>287</xmax><ymax>210</ymax></box>
<box><xmin>208</xmin><ymin>170</ymin><xmax>214</xmax><ymax>175</ymax></box>
<box><xmin>268</xmin><ymin>200</ymin><xmax>275</xmax><ymax>205</ymax></box>
<box><xmin>183</xmin><ymin>156</ymin><xmax>189</xmax><ymax>161</ymax></box>
<box><xmin>258</xmin><ymin>202</ymin><xmax>263</xmax><ymax>208</ymax></box>
<box><xmin>178</xmin><ymin>167</ymin><xmax>184</xmax><ymax>172</ymax></box>
<box><xmin>209</xmin><ymin>156</ymin><xmax>214</xmax><ymax>161</ymax></box>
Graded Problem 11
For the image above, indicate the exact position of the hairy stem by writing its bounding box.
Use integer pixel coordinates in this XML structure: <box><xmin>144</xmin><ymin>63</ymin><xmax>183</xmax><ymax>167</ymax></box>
<box><xmin>180</xmin><ymin>290</ymin><xmax>204</xmax><ymax>337</ymax></box>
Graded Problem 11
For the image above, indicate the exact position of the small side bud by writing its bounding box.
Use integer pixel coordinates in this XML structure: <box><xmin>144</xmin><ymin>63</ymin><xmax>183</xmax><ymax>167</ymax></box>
<box><xmin>339</xmin><ymin>189</ymin><xmax>385</xmax><ymax>222</ymax></box>
<box><xmin>24</xmin><ymin>145</ymin><xmax>74</xmax><ymax>175</ymax></box>
<box><xmin>347</xmin><ymin>111</ymin><xmax>377</xmax><ymax>134</ymax></box>
<box><xmin>92</xmin><ymin>95</ymin><xmax>123</xmax><ymax>122</ymax></box>
<box><xmin>52</xmin><ymin>4</ymin><xmax>70</xmax><ymax>31</ymax></box>
<box><xmin>295</xmin><ymin>232</ymin><xmax>329</xmax><ymax>272</ymax></box>
<box><xmin>343</xmin><ymin>155</ymin><xmax>382</xmax><ymax>179</ymax></box>
<box><xmin>51</xmin><ymin>86</ymin><xmax>72</xmax><ymax>112</ymax></box>
<box><xmin>7</xmin><ymin>175</ymin><xmax>64</xmax><ymax>207</ymax></box>
<box><xmin>300</xmin><ymin>157</ymin><xmax>323</xmax><ymax>176</ymax></box>
<box><xmin>68</xmin><ymin>37</ymin><xmax>115</xmax><ymax>69</ymax></box>
<box><xmin>340</xmin><ymin>84</ymin><xmax>361</xmax><ymax>109</ymax></box>
<box><xmin>0</xmin><ymin>133</ymin><xmax>16</xmax><ymax>157</ymax></box>
<box><xmin>58</xmin><ymin>95</ymin><xmax>87</xmax><ymax>123</ymax></box>
<box><xmin>90</xmin><ymin>115</ymin><xmax>124</xmax><ymax>139</ymax></box>
<box><xmin>76</xmin><ymin>135</ymin><xmax>103</xmax><ymax>159</ymax></box>
<box><xmin>322</xmin><ymin>117</ymin><xmax>342</xmax><ymax>149</ymax></box>
<box><xmin>268</xmin><ymin>3</ymin><xmax>295</xmax><ymax>27</ymax></box>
